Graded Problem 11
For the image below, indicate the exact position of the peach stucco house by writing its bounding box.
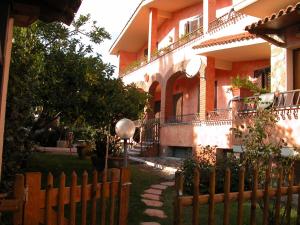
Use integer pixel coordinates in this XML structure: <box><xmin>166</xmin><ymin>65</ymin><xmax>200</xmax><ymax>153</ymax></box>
<box><xmin>110</xmin><ymin>0</ymin><xmax>300</xmax><ymax>158</ymax></box>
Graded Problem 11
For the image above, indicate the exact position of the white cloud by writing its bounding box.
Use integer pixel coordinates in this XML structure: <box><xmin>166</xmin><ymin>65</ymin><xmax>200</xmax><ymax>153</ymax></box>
<box><xmin>77</xmin><ymin>0</ymin><xmax>141</xmax><ymax>76</ymax></box>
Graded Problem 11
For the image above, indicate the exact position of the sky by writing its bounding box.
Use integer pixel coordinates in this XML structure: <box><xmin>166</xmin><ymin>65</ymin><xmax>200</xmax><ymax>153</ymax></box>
<box><xmin>77</xmin><ymin>0</ymin><xmax>141</xmax><ymax>75</ymax></box>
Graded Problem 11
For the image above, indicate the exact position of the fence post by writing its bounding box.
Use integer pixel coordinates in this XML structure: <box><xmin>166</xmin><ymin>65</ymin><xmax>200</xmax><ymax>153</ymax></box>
<box><xmin>275</xmin><ymin>168</ymin><xmax>283</xmax><ymax>225</ymax></box>
<box><xmin>286</xmin><ymin>168</ymin><xmax>294</xmax><ymax>225</ymax></box>
<box><xmin>23</xmin><ymin>172</ymin><xmax>42</xmax><ymax>225</ymax></box>
<box><xmin>250</xmin><ymin>168</ymin><xmax>258</xmax><ymax>225</ymax></box>
<box><xmin>223</xmin><ymin>168</ymin><xmax>231</xmax><ymax>225</ymax></box>
<box><xmin>174</xmin><ymin>171</ymin><xmax>184</xmax><ymax>225</ymax></box>
<box><xmin>118</xmin><ymin>168</ymin><xmax>131</xmax><ymax>225</ymax></box>
<box><xmin>263</xmin><ymin>167</ymin><xmax>271</xmax><ymax>225</ymax></box>
<box><xmin>237</xmin><ymin>167</ymin><xmax>245</xmax><ymax>225</ymax></box>
<box><xmin>110</xmin><ymin>169</ymin><xmax>120</xmax><ymax>225</ymax></box>
<box><xmin>208</xmin><ymin>168</ymin><xmax>216</xmax><ymax>225</ymax></box>
<box><xmin>45</xmin><ymin>173</ymin><xmax>53</xmax><ymax>225</ymax></box>
<box><xmin>192</xmin><ymin>168</ymin><xmax>200</xmax><ymax>225</ymax></box>
<box><xmin>13</xmin><ymin>174</ymin><xmax>25</xmax><ymax>225</ymax></box>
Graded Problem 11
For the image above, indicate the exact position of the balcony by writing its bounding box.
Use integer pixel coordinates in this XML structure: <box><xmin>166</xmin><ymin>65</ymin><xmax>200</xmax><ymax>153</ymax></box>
<box><xmin>120</xmin><ymin>10</ymin><xmax>246</xmax><ymax>77</ymax></box>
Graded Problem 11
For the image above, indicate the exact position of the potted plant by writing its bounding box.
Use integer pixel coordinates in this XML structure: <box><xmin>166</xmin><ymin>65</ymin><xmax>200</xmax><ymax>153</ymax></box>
<box><xmin>230</xmin><ymin>75</ymin><xmax>261</xmax><ymax>97</ymax></box>
<box><xmin>72</xmin><ymin>125</ymin><xmax>96</xmax><ymax>160</ymax></box>
<box><xmin>91</xmin><ymin>130</ymin><xmax>124</xmax><ymax>171</ymax></box>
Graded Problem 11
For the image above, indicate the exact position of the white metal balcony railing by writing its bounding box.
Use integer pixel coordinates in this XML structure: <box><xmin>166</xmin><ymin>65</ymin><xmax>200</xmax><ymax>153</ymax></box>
<box><xmin>237</xmin><ymin>89</ymin><xmax>300</xmax><ymax>112</ymax></box>
<box><xmin>120</xmin><ymin>10</ymin><xmax>245</xmax><ymax>76</ymax></box>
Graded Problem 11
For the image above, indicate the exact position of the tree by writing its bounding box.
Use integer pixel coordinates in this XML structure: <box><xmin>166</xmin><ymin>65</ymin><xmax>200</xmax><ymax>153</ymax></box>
<box><xmin>1</xmin><ymin>15</ymin><xmax>148</xmax><ymax>191</ymax></box>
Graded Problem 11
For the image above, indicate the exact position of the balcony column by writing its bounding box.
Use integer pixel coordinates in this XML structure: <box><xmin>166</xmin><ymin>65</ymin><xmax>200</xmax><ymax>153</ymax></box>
<box><xmin>270</xmin><ymin>45</ymin><xmax>293</xmax><ymax>92</ymax></box>
<box><xmin>148</xmin><ymin>8</ymin><xmax>158</xmax><ymax>62</ymax></box>
<box><xmin>203</xmin><ymin>0</ymin><xmax>216</xmax><ymax>33</ymax></box>
<box><xmin>199</xmin><ymin>57</ymin><xmax>215</xmax><ymax>120</ymax></box>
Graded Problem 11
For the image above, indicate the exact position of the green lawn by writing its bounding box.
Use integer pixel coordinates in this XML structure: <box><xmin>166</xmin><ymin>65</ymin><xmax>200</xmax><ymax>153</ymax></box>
<box><xmin>25</xmin><ymin>152</ymin><xmax>298</xmax><ymax>225</ymax></box>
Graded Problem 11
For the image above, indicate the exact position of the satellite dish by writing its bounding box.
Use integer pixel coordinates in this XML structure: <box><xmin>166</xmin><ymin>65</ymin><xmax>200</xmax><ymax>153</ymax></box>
<box><xmin>185</xmin><ymin>56</ymin><xmax>202</xmax><ymax>78</ymax></box>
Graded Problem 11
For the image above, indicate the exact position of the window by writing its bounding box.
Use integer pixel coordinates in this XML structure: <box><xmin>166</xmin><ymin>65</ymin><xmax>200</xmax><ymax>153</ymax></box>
<box><xmin>154</xmin><ymin>101</ymin><xmax>161</xmax><ymax>118</ymax></box>
<box><xmin>214</xmin><ymin>80</ymin><xmax>218</xmax><ymax>109</ymax></box>
<box><xmin>173</xmin><ymin>93</ymin><xmax>183</xmax><ymax>121</ymax></box>
<box><xmin>184</xmin><ymin>15</ymin><xmax>203</xmax><ymax>34</ymax></box>
<box><xmin>254</xmin><ymin>67</ymin><xmax>271</xmax><ymax>90</ymax></box>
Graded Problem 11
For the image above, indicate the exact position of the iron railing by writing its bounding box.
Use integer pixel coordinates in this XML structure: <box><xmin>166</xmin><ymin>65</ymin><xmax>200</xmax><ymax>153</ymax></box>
<box><xmin>208</xmin><ymin>10</ymin><xmax>245</xmax><ymax>33</ymax></box>
<box><xmin>165</xmin><ymin>109</ymin><xmax>232</xmax><ymax>125</ymax></box>
<box><xmin>206</xmin><ymin>109</ymin><xmax>233</xmax><ymax>121</ymax></box>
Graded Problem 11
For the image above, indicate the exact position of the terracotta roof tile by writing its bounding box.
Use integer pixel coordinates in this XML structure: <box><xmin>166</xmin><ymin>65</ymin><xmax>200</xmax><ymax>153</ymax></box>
<box><xmin>193</xmin><ymin>32</ymin><xmax>256</xmax><ymax>49</ymax></box>
<box><xmin>245</xmin><ymin>2</ymin><xmax>300</xmax><ymax>32</ymax></box>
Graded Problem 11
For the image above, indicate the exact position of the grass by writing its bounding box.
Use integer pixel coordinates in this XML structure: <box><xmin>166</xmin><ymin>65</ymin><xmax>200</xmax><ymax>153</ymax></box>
<box><xmin>25</xmin><ymin>152</ymin><xmax>298</xmax><ymax>225</ymax></box>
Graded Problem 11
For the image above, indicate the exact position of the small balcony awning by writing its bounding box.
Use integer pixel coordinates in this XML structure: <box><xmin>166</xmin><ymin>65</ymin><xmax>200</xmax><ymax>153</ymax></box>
<box><xmin>245</xmin><ymin>2</ymin><xmax>300</xmax><ymax>47</ymax></box>
<box><xmin>193</xmin><ymin>32</ymin><xmax>270</xmax><ymax>65</ymax></box>
<box><xmin>193</xmin><ymin>32</ymin><xmax>256</xmax><ymax>49</ymax></box>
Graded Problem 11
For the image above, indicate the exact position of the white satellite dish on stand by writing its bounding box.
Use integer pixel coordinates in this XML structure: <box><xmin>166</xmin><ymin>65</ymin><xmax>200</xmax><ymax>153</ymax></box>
<box><xmin>185</xmin><ymin>56</ymin><xmax>206</xmax><ymax>78</ymax></box>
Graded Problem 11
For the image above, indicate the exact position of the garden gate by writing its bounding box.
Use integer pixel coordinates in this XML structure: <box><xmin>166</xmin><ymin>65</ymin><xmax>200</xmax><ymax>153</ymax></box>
<box><xmin>0</xmin><ymin>168</ymin><xmax>130</xmax><ymax>225</ymax></box>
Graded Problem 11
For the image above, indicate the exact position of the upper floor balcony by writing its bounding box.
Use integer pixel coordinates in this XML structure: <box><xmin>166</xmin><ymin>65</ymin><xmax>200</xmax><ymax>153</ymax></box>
<box><xmin>119</xmin><ymin>10</ymin><xmax>247</xmax><ymax>79</ymax></box>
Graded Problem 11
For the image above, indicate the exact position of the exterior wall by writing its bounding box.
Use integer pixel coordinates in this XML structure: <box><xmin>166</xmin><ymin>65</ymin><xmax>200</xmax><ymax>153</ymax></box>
<box><xmin>233</xmin><ymin>109</ymin><xmax>300</xmax><ymax>148</ymax></box>
<box><xmin>160</xmin><ymin>122</ymin><xmax>232</xmax><ymax>149</ymax></box>
<box><xmin>158</xmin><ymin>3</ymin><xmax>203</xmax><ymax>45</ymax></box>
<box><xmin>216</xmin><ymin>69</ymin><xmax>232</xmax><ymax>109</ymax></box>
<box><xmin>119</xmin><ymin>51</ymin><xmax>137</xmax><ymax>74</ymax></box>
<box><xmin>160</xmin><ymin>124</ymin><xmax>194</xmax><ymax>147</ymax></box>
<box><xmin>271</xmin><ymin>45</ymin><xmax>293</xmax><ymax>92</ymax></box>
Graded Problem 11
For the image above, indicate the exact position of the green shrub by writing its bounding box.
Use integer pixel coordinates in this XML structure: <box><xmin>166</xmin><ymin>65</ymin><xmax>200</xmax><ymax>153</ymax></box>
<box><xmin>180</xmin><ymin>153</ymin><xmax>247</xmax><ymax>194</ymax></box>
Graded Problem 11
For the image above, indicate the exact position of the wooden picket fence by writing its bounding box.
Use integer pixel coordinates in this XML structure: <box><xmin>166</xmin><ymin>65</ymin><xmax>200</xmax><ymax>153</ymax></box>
<box><xmin>174</xmin><ymin>167</ymin><xmax>300</xmax><ymax>225</ymax></box>
<box><xmin>1</xmin><ymin>168</ymin><xmax>130</xmax><ymax>225</ymax></box>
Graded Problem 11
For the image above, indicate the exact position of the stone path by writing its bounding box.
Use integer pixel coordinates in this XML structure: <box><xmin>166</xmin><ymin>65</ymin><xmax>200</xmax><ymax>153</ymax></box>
<box><xmin>140</xmin><ymin>180</ymin><xmax>175</xmax><ymax>225</ymax></box>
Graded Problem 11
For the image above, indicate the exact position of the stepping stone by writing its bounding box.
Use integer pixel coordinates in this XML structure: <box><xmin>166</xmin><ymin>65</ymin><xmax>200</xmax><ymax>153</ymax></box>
<box><xmin>141</xmin><ymin>193</ymin><xmax>160</xmax><ymax>201</ymax></box>
<box><xmin>160</xmin><ymin>181</ymin><xmax>175</xmax><ymax>186</ymax></box>
<box><xmin>141</xmin><ymin>199</ymin><xmax>163</xmax><ymax>207</ymax></box>
<box><xmin>145</xmin><ymin>188</ymin><xmax>162</xmax><ymax>195</ymax></box>
<box><xmin>144</xmin><ymin>209</ymin><xmax>167</xmax><ymax>219</ymax></box>
<box><xmin>151</xmin><ymin>184</ymin><xmax>168</xmax><ymax>190</ymax></box>
<box><xmin>140</xmin><ymin>222</ymin><xmax>160</xmax><ymax>225</ymax></box>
